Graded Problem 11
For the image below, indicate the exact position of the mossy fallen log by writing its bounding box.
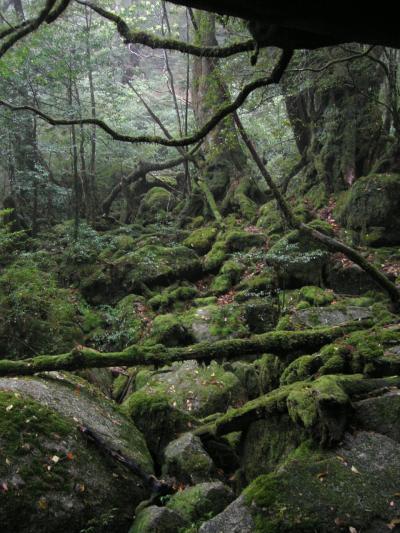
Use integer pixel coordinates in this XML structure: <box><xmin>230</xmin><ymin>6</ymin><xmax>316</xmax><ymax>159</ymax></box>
<box><xmin>195</xmin><ymin>374</ymin><xmax>400</xmax><ymax>443</ymax></box>
<box><xmin>0</xmin><ymin>320</ymin><xmax>372</xmax><ymax>377</ymax></box>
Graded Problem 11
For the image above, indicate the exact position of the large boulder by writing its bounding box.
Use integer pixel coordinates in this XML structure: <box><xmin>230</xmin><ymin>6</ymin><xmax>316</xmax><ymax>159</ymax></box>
<box><xmin>244</xmin><ymin>431</ymin><xmax>400</xmax><ymax>532</ymax></box>
<box><xmin>338</xmin><ymin>173</ymin><xmax>400</xmax><ymax>246</ymax></box>
<box><xmin>266</xmin><ymin>227</ymin><xmax>329</xmax><ymax>288</ymax></box>
<box><xmin>123</xmin><ymin>361</ymin><xmax>246</xmax><ymax>460</ymax></box>
<box><xmin>0</xmin><ymin>374</ymin><xmax>153</xmax><ymax>533</ymax></box>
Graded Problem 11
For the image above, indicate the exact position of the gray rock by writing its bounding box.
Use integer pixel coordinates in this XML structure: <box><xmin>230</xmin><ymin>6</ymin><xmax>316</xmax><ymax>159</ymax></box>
<box><xmin>354</xmin><ymin>389</ymin><xmax>400</xmax><ymax>442</ymax></box>
<box><xmin>162</xmin><ymin>432</ymin><xmax>216</xmax><ymax>484</ymax></box>
<box><xmin>0</xmin><ymin>374</ymin><xmax>153</xmax><ymax>533</ymax></box>
<box><xmin>191</xmin><ymin>307</ymin><xmax>219</xmax><ymax>343</ymax></box>
<box><xmin>129</xmin><ymin>506</ymin><xmax>188</xmax><ymax>533</ymax></box>
<box><xmin>199</xmin><ymin>495</ymin><xmax>254</xmax><ymax>533</ymax></box>
<box><xmin>292</xmin><ymin>305</ymin><xmax>372</xmax><ymax>327</ymax></box>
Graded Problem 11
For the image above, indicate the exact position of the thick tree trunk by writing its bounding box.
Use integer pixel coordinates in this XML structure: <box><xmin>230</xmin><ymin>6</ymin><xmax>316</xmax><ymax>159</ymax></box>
<box><xmin>284</xmin><ymin>47</ymin><xmax>386</xmax><ymax>197</ymax></box>
<box><xmin>191</xmin><ymin>11</ymin><xmax>251</xmax><ymax>215</ymax></box>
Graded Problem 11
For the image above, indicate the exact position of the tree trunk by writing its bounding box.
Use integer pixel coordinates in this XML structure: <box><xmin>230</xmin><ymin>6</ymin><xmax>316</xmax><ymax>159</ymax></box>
<box><xmin>284</xmin><ymin>47</ymin><xmax>386</xmax><ymax>197</ymax></box>
<box><xmin>191</xmin><ymin>11</ymin><xmax>251</xmax><ymax>215</ymax></box>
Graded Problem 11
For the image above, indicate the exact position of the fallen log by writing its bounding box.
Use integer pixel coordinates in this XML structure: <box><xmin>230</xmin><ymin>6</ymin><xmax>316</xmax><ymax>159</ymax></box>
<box><xmin>0</xmin><ymin>320</ymin><xmax>372</xmax><ymax>377</ymax></box>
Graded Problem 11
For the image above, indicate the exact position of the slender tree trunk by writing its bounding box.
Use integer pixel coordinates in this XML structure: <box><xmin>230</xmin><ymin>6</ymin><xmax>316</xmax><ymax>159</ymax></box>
<box><xmin>234</xmin><ymin>112</ymin><xmax>400</xmax><ymax>309</ymax></box>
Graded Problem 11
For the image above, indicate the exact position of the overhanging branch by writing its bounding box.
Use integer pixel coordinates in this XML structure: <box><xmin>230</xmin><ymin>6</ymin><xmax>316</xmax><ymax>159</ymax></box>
<box><xmin>0</xmin><ymin>0</ymin><xmax>71</xmax><ymax>59</ymax></box>
<box><xmin>0</xmin><ymin>48</ymin><xmax>293</xmax><ymax>147</ymax></box>
<box><xmin>76</xmin><ymin>0</ymin><xmax>255</xmax><ymax>58</ymax></box>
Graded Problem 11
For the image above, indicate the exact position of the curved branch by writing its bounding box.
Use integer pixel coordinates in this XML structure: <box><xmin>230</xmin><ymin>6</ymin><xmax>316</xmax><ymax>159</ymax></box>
<box><xmin>76</xmin><ymin>0</ymin><xmax>255</xmax><ymax>58</ymax></box>
<box><xmin>0</xmin><ymin>0</ymin><xmax>70</xmax><ymax>59</ymax></box>
<box><xmin>102</xmin><ymin>144</ymin><xmax>201</xmax><ymax>215</ymax></box>
<box><xmin>0</xmin><ymin>49</ymin><xmax>293</xmax><ymax>147</ymax></box>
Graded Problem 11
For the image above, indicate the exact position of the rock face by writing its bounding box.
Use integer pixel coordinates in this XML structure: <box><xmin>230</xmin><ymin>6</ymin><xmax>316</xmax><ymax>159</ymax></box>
<box><xmin>162</xmin><ymin>432</ymin><xmax>216</xmax><ymax>485</ymax></box>
<box><xmin>290</xmin><ymin>305</ymin><xmax>372</xmax><ymax>328</ymax></box>
<box><xmin>244</xmin><ymin>431</ymin><xmax>400</xmax><ymax>532</ymax></box>
<box><xmin>198</xmin><ymin>495</ymin><xmax>254</xmax><ymax>533</ymax></box>
<box><xmin>339</xmin><ymin>173</ymin><xmax>400</xmax><ymax>246</ymax></box>
<box><xmin>266</xmin><ymin>229</ymin><xmax>329</xmax><ymax>288</ymax></box>
<box><xmin>123</xmin><ymin>360</ymin><xmax>246</xmax><ymax>460</ymax></box>
<box><xmin>0</xmin><ymin>374</ymin><xmax>153</xmax><ymax>533</ymax></box>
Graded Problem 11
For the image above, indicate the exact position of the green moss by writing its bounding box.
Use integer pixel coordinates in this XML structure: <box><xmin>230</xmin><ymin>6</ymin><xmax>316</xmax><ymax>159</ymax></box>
<box><xmin>224</xmin><ymin>230</ymin><xmax>266</xmax><ymax>252</ymax></box>
<box><xmin>209</xmin><ymin>272</ymin><xmax>232</xmax><ymax>295</ymax></box>
<box><xmin>257</xmin><ymin>201</ymin><xmax>285</xmax><ymax>236</ymax></box>
<box><xmin>244</xmin><ymin>430</ymin><xmax>400</xmax><ymax>532</ymax></box>
<box><xmin>298</xmin><ymin>286</ymin><xmax>334</xmax><ymax>307</ymax></box>
<box><xmin>316</xmin><ymin>328</ymin><xmax>400</xmax><ymax>378</ymax></box>
<box><xmin>138</xmin><ymin>187</ymin><xmax>174</xmax><ymax>224</ymax></box>
<box><xmin>203</xmin><ymin>239</ymin><xmax>227</xmax><ymax>272</ymax></box>
<box><xmin>183</xmin><ymin>226</ymin><xmax>218</xmax><ymax>255</ymax></box>
<box><xmin>0</xmin><ymin>260</ymin><xmax>83</xmax><ymax>358</ymax></box>
<box><xmin>166</xmin><ymin>483</ymin><xmax>233</xmax><ymax>524</ymax></box>
<box><xmin>148</xmin><ymin>313</ymin><xmax>194</xmax><ymax>347</ymax></box>
<box><xmin>307</xmin><ymin>218</ymin><xmax>334</xmax><ymax>236</ymax></box>
<box><xmin>115</xmin><ymin>244</ymin><xmax>201</xmax><ymax>290</ymax></box>
<box><xmin>121</xmin><ymin>389</ymin><xmax>194</xmax><ymax>458</ymax></box>
<box><xmin>280</xmin><ymin>355</ymin><xmax>321</xmax><ymax>385</ymax></box>
<box><xmin>236</xmin><ymin>268</ymin><xmax>277</xmax><ymax>301</ymax></box>
<box><xmin>148</xmin><ymin>284</ymin><xmax>198</xmax><ymax>311</ymax></box>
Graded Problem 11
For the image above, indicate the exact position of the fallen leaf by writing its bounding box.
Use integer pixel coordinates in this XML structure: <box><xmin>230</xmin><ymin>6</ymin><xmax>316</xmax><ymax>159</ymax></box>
<box><xmin>37</xmin><ymin>497</ymin><xmax>48</xmax><ymax>511</ymax></box>
<box><xmin>66</xmin><ymin>452</ymin><xmax>74</xmax><ymax>461</ymax></box>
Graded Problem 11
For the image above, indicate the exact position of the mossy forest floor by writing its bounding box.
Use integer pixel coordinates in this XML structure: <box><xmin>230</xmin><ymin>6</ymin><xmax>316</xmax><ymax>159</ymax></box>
<box><xmin>1</xmin><ymin>188</ymin><xmax>400</xmax><ymax>532</ymax></box>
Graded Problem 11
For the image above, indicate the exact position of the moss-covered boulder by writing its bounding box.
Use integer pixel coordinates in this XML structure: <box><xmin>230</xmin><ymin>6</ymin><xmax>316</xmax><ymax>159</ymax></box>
<box><xmin>148</xmin><ymin>284</ymin><xmax>198</xmax><ymax>311</ymax></box>
<box><xmin>354</xmin><ymin>389</ymin><xmax>400</xmax><ymax>442</ymax></box>
<box><xmin>241</xmin><ymin>415</ymin><xmax>308</xmax><ymax>483</ymax></box>
<box><xmin>183</xmin><ymin>226</ymin><xmax>218</xmax><ymax>255</ymax></box>
<box><xmin>148</xmin><ymin>313</ymin><xmax>194</xmax><ymax>347</ymax></box>
<box><xmin>0</xmin><ymin>375</ymin><xmax>153</xmax><ymax>533</ymax></box>
<box><xmin>244</xmin><ymin>431</ymin><xmax>400</xmax><ymax>532</ymax></box>
<box><xmin>166</xmin><ymin>481</ymin><xmax>234</xmax><ymax>525</ymax></box>
<box><xmin>162</xmin><ymin>432</ymin><xmax>216</xmax><ymax>485</ymax></box>
<box><xmin>130</xmin><ymin>360</ymin><xmax>247</xmax><ymax>419</ymax></box>
<box><xmin>338</xmin><ymin>173</ymin><xmax>400</xmax><ymax>246</ymax></box>
<box><xmin>224</xmin><ymin>230</ymin><xmax>267</xmax><ymax>252</ymax></box>
<box><xmin>122</xmin><ymin>389</ymin><xmax>195</xmax><ymax>461</ymax></box>
<box><xmin>266</xmin><ymin>229</ymin><xmax>329</xmax><ymax>288</ymax></box>
<box><xmin>287</xmin><ymin>304</ymin><xmax>372</xmax><ymax>329</ymax></box>
<box><xmin>114</xmin><ymin>244</ymin><xmax>202</xmax><ymax>293</ymax></box>
<box><xmin>138</xmin><ymin>187</ymin><xmax>174</xmax><ymax>224</ymax></box>
<box><xmin>129</xmin><ymin>505</ymin><xmax>188</xmax><ymax>533</ymax></box>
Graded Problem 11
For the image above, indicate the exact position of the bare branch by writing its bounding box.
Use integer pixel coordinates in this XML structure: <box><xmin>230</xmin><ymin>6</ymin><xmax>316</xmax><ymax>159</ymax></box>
<box><xmin>0</xmin><ymin>49</ymin><xmax>293</xmax><ymax>147</ymax></box>
<box><xmin>289</xmin><ymin>45</ymin><xmax>375</xmax><ymax>74</ymax></box>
